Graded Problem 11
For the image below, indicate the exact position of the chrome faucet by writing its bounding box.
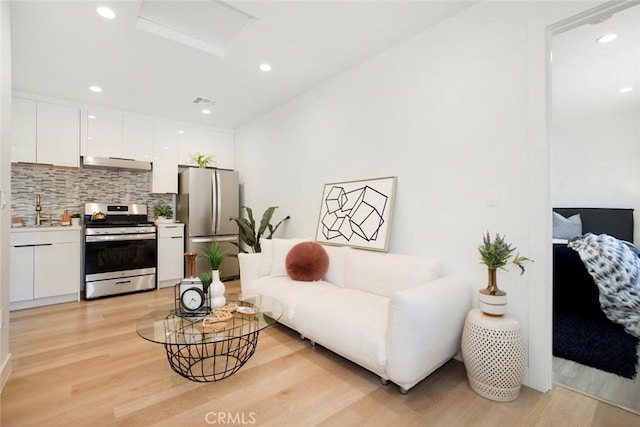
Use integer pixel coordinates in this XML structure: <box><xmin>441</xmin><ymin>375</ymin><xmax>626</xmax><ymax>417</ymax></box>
<box><xmin>35</xmin><ymin>194</ymin><xmax>42</xmax><ymax>225</ymax></box>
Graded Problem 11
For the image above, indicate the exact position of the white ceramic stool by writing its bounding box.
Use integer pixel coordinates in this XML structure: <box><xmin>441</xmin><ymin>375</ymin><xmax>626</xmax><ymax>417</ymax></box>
<box><xmin>461</xmin><ymin>309</ymin><xmax>526</xmax><ymax>402</ymax></box>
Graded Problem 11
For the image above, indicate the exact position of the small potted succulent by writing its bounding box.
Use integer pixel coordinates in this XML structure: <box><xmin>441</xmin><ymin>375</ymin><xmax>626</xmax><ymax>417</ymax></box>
<box><xmin>198</xmin><ymin>271</ymin><xmax>213</xmax><ymax>293</ymax></box>
<box><xmin>70</xmin><ymin>213</ymin><xmax>81</xmax><ymax>226</ymax></box>
<box><xmin>478</xmin><ymin>232</ymin><xmax>531</xmax><ymax>316</ymax></box>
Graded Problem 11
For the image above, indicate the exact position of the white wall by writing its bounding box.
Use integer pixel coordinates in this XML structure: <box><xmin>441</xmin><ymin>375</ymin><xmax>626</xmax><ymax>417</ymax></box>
<box><xmin>236</xmin><ymin>1</ymin><xmax>601</xmax><ymax>392</ymax></box>
<box><xmin>0</xmin><ymin>0</ymin><xmax>12</xmax><ymax>391</ymax></box>
<box><xmin>553</xmin><ymin>109</ymin><xmax>640</xmax><ymax>242</ymax></box>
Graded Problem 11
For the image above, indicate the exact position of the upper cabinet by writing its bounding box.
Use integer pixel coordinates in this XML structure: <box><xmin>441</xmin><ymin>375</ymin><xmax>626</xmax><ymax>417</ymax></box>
<box><xmin>178</xmin><ymin>124</ymin><xmax>234</xmax><ymax>170</ymax></box>
<box><xmin>12</xmin><ymin>97</ymin><xmax>80</xmax><ymax>167</ymax></box>
<box><xmin>123</xmin><ymin>113</ymin><xmax>155</xmax><ymax>161</ymax></box>
<box><xmin>85</xmin><ymin>108</ymin><xmax>153</xmax><ymax>161</ymax></box>
<box><xmin>152</xmin><ymin>119</ymin><xmax>179</xmax><ymax>194</ymax></box>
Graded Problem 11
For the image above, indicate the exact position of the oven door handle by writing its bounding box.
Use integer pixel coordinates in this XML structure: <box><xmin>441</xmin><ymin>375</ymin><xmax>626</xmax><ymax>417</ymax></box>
<box><xmin>86</xmin><ymin>234</ymin><xmax>156</xmax><ymax>242</ymax></box>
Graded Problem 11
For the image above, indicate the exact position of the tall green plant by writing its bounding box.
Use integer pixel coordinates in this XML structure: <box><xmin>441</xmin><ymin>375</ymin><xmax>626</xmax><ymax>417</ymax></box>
<box><xmin>229</xmin><ymin>206</ymin><xmax>290</xmax><ymax>253</ymax></box>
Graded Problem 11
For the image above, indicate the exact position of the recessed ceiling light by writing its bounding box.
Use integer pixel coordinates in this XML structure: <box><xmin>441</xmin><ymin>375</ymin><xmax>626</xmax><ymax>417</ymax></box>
<box><xmin>202</xmin><ymin>109</ymin><xmax>211</xmax><ymax>115</ymax></box>
<box><xmin>89</xmin><ymin>85</ymin><xmax>102</xmax><ymax>93</ymax></box>
<box><xmin>259</xmin><ymin>63</ymin><xmax>272</xmax><ymax>72</ymax></box>
<box><xmin>88</xmin><ymin>115</ymin><xmax>96</xmax><ymax>119</ymax></box>
<box><xmin>596</xmin><ymin>33</ymin><xmax>617</xmax><ymax>44</ymax></box>
<box><xmin>618</xmin><ymin>87</ymin><xmax>633</xmax><ymax>94</ymax></box>
<box><xmin>97</xmin><ymin>6</ymin><xmax>116</xmax><ymax>20</ymax></box>
<box><xmin>177</xmin><ymin>130</ymin><xmax>184</xmax><ymax>134</ymax></box>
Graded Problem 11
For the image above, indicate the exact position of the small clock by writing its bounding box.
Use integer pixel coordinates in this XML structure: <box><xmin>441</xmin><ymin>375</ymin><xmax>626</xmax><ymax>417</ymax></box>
<box><xmin>180</xmin><ymin>287</ymin><xmax>205</xmax><ymax>312</ymax></box>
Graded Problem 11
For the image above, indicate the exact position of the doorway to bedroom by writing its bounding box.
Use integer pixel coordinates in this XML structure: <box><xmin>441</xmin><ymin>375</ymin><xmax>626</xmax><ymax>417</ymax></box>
<box><xmin>550</xmin><ymin>1</ymin><xmax>640</xmax><ymax>414</ymax></box>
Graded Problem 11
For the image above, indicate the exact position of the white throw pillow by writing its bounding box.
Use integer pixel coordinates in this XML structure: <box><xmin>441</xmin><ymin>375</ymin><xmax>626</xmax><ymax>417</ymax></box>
<box><xmin>321</xmin><ymin>244</ymin><xmax>349</xmax><ymax>287</ymax></box>
<box><xmin>270</xmin><ymin>238</ymin><xmax>309</xmax><ymax>277</ymax></box>
<box><xmin>258</xmin><ymin>238</ymin><xmax>275</xmax><ymax>277</ymax></box>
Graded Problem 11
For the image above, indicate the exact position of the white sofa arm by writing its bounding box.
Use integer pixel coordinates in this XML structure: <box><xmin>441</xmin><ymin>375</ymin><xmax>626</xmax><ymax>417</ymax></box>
<box><xmin>385</xmin><ymin>276</ymin><xmax>472</xmax><ymax>391</ymax></box>
<box><xmin>238</xmin><ymin>253</ymin><xmax>262</xmax><ymax>291</ymax></box>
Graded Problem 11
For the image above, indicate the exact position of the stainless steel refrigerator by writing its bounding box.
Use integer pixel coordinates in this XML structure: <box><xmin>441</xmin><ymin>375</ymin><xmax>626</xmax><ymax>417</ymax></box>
<box><xmin>177</xmin><ymin>168</ymin><xmax>240</xmax><ymax>280</ymax></box>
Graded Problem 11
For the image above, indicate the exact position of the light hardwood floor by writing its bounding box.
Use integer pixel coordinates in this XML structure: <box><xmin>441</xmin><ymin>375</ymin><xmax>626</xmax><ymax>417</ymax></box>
<box><xmin>2</xmin><ymin>282</ymin><xmax>639</xmax><ymax>426</ymax></box>
<box><xmin>553</xmin><ymin>354</ymin><xmax>640</xmax><ymax>414</ymax></box>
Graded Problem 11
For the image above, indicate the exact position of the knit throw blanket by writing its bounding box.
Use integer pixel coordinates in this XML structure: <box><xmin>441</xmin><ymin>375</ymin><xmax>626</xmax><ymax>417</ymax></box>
<box><xmin>568</xmin><ymin>233</ymin><xmax>640</xmax><ymax>339</ymax></box>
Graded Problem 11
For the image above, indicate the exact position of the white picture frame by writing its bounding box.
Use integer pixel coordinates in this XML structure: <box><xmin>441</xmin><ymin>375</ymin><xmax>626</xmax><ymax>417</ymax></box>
<box><xmin>315</xmin><ymin>176</ymin><xmax>397</xmax><ymax>252</ymax></box>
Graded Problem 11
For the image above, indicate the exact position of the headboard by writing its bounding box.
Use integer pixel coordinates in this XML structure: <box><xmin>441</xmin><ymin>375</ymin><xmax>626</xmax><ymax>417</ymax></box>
<box><xmin>553</xmin><ymin>207</ymin><xmax>634</xmax><ymax>242</ymax></box>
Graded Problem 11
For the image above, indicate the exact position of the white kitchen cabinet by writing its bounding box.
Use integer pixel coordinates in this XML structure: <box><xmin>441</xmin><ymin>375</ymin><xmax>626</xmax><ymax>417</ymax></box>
<box><xmin>12</xmin><ymin>97</ymin><xmax>80</xmax><ymax>167</ymax></box>
<box><xmin>37</xmin><ymin>101</ymin><xmax>80</xmax><ymax>167</ymax></box>
<box><xmin>86</xmin><ymin>108</ymin><xmax>123</xmax><ymax>158</ymax></box>
<box><xmin>157</xmin><ymin>224</ymin><xmax>184</xmax><ymax>288</ymax></box>
<box><xmin>86</xmin><ymin>109</ymin><xmax>154</xmax><ymax>161</ymax></box>
<box><xmin>34</xmin><ymin>242</ymin><xmax>80</xmax><ymax>299</ymax></box>
<box><xmin>10</xmin><ymin>246</ymin><xmax>35</xmax><ymax>302</ymax></box>
<box><xmin>11</xmin><ymin>97</ymin><xmax>36</xmax><ymax>163</ymax></box>
<box><xmin>10</xmin><ymin>228</ymin><xmax>81</xmax><ymax>310</ymax></box>
<box><xmin>122</xmin><ymin>113</ymin><xmax>154</xmax><ymax>161</ymax></box>
<box><xmin>178</xmin><ymin>123</ymin><xmax>234</xmax><ymax>169</ymax></box>
<box><xmin>152</xmin><ymin>119</ymin><xmax>178</xmax><ymax>194</ymax></box>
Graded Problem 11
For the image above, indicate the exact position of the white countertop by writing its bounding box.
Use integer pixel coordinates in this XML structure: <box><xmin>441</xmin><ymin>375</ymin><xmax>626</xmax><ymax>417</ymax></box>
<box><xmin>11</xmin><ymin>225</ymin><xmax>83</xmax><ymax>233</ymax></box>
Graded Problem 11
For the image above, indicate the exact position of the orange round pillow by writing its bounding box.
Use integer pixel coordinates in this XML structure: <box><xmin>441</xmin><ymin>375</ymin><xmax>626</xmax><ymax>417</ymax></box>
<box><xmin>285</xmin><ymin>242</ymin><xmax>329</xmax><ymax>281</ymax></box>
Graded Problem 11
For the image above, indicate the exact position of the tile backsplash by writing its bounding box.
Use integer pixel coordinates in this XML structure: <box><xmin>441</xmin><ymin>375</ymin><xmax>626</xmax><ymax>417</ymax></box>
<box><xmin>11</xmin><ymin>164</ymin><xmax>174</xmax><ymax>225</ymax></box>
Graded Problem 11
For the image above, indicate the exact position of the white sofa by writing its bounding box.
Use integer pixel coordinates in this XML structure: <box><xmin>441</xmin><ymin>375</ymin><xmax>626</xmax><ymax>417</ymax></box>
<box><xmin>238</xmin><ymin>239</ymin><xmax>472</xmax><ymax>393</ymax></box>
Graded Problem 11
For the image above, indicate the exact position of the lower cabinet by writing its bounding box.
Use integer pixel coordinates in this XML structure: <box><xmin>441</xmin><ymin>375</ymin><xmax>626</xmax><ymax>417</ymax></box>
<box><xmin>10</xmin><ymin>229</ymin><xmax>81</xmax><ymax>310</ymax></box>
<box><xmin>157</xmin><ymin>224</ymin><xmax>185</xmax><ymax>288</ymax></box>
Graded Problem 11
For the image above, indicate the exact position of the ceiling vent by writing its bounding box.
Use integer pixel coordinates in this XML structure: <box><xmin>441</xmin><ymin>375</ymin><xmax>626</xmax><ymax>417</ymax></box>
<box><xmin>192</xmin><ymin>97</ymin><xmax>217</xmax><ymax>107</ymax></box>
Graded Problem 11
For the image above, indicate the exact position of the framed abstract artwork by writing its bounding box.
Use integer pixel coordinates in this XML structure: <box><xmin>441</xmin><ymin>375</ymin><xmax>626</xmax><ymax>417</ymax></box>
<box><xmin>315</xmin><ymin>176</ymin><xmax>397</xmax><ymax>251</ymax></box>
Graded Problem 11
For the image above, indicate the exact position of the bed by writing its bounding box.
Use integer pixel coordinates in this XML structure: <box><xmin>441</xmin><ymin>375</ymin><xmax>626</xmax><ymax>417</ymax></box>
<box><xmin>552</xmin><ymin>207</ymin><xmax>639</xmax><ymax>379</ymax></box>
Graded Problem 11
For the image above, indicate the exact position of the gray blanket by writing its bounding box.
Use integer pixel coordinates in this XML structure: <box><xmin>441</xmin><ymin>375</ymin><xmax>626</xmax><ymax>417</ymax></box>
<box><xmin>568</xmin><ymin>233</ymin><xmax>640</xmax><ymax>338</ymax></box>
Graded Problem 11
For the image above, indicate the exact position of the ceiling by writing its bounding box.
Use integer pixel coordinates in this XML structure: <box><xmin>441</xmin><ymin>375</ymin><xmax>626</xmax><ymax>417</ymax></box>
<box><xmin>552</xmin><ymin>4</ymin><xmax>640</xmax><ymax>123</ymax></box>
<box><xmin>10</xmin><ymin>0</ymin><xmax>476</xmax><ymax>130</ymax></box>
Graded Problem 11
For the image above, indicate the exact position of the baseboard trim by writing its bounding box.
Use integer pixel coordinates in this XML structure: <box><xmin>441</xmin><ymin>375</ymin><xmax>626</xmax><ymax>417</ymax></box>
<box><xmin>0</xmin><ymin>353</ymin><xmax>12</xmax><ymax>392</ymax></box>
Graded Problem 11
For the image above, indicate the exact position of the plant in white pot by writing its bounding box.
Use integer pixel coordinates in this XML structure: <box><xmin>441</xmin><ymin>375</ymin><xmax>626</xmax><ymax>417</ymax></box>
<box><xmin>478</xmin><ymin>232</ymin><xmax>531</xmax><ymax>316</ymax></box>
<box><xmin>153</xmin><ymin>203</ymin><xmax>173</xmax><ymax>224</ymax></box>
<box><xmin>202</xmin><ymin>244</ymin><xmax>229</xmax><ymax>309</ymax></box>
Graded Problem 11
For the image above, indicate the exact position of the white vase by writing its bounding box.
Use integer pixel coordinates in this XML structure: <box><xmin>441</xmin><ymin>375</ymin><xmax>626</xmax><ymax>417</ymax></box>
<box><xmin>209</xmin><ymin>270</ymin><xmax>226</xmax><ymax>309</ymax></box>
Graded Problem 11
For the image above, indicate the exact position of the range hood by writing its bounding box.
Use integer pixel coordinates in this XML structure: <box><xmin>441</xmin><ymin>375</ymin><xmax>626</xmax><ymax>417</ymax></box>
<box><xmin>82</xmin><ymin>156</ymin><xmax>152</xmax><ymax>171</ymax></box>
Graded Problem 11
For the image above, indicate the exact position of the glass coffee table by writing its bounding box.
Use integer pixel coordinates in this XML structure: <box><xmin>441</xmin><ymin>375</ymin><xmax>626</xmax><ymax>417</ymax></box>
<box><xmin>136</xmin><ymin>294</ymin><xmax>283</xmax><ymax>382</ymax></box>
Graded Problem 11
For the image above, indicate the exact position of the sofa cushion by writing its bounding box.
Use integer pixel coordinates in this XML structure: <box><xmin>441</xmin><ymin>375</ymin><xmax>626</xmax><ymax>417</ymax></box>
<box><xmin>243</xmin><ymin>275</ymin><xmax>336</xmax><ymax>328</ymax></box>
<box><xmin>344</xmin><ymin>249</ymin><xmax>442</xmax><ymax>298</ymax></box>
<box><xmin>321</xmin><ymin>244</ymin><xmax>349</xmax><ymax>287</ymax></box>
<box><xmin>295</xmin><ymin>288</ymin><xmax>389</xmax><ymax>374</ymax></box>
<box><xmin>271</xmin><ymin>238</ymin><xmax>309</xmax><ymax>277</ymax></box>
<box><xmin>286</xmin><ymin>242</ymin><xmax>329</xmax><ymax>281</ymax></box>
<box><xmin>258</xmin><ymin>238</ymin><xmax>274</xmax><ymax>277</ymax></box>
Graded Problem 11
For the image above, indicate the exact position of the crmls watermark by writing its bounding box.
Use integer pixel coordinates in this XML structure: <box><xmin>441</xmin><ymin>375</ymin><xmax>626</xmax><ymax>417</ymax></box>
<box><xmin>205</xmin><ymin>412</ymin><xmax>257</xmax><ymax>425</ymax></box>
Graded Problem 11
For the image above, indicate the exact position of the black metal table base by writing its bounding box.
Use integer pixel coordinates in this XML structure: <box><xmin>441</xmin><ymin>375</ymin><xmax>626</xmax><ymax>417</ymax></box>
<box><xmin>164</xmin><ymin>331</ymin><xmax>260</xmax><ymax>382</ymax></box>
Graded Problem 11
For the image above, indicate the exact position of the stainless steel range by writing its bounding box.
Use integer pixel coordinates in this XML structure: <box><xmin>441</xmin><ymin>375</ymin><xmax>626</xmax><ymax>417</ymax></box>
<box><xmin>84</xmin><ymin>203</ymin><xmax>157</xmax><ymax>299</ymax></box>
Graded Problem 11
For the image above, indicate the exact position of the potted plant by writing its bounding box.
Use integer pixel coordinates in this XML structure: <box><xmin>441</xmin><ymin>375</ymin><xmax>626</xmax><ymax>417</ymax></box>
<box><xmin>154</xmin><ymin>203</ymin><xmax>173</xmax><ymax>223</ymax></box>
<box><xmin>202</xmin><ymin>244</ymin><xmax>229</xmax><ymax>308</ymax></box>
<box><xmin>192</xmin><ymin>153</ymin><xmax>213</xmax><ymax>168</ymax></box>
<box><xmin>478</xmin><ymin>232</ymin><xmax>532</xmax><ymax>316</ymax></box>
<box><xmin>70</xmin><ymin>212</ymin><xmax>81</xmax><ymax>226</ymax></box>
<box><xmin>198</xmin><ymin>271</ymin><xmax>213</xmax><ymax>291</ymax></box>
<box><xmin>202</xmin><ymin>243</ymin><xmax>228</xmax><ymax>271</ymax></box>
<box><xmin>229</xmin><ymin>206</ymin><xmax>290</xmax><ymax>253</ymax></box>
